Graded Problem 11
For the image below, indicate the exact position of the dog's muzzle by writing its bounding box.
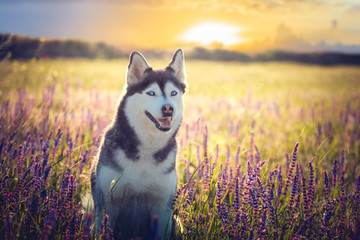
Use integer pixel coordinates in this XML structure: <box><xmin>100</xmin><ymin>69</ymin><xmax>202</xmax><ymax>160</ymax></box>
<box><xmin>145</xmin><ymin>111</ymin><xmax>173</xmax><ymax>132</ymax></box>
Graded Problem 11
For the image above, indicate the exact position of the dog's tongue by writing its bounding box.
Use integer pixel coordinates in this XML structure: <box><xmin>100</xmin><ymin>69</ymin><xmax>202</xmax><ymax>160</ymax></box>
<box><xmin>158</xmin><ymin>117</ymin><xmax>172</xmax><ymax>128</ymax></box>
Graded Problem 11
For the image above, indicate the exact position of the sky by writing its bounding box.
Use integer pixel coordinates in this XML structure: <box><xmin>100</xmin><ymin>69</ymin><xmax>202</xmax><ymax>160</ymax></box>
<box><xmin>1</xmin><ymin>0</ymin><xmax>360</xmax><ymax>53</ymax></box>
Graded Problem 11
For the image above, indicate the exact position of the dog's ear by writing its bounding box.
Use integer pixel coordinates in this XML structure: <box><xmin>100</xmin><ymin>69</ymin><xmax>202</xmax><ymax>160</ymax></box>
<box><xmin>126</xmin><ymin>51</ymin><xmax>152</xmax><ymax>85</ymax></box>
<box><xmin>167</xmin><ymin>49</ymin><xmax>187</xmax><ymax>84</ymax></box>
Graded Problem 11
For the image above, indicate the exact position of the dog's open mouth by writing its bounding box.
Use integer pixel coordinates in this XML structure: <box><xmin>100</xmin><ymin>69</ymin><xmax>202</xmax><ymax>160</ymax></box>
<box><xmin>145</xmin><ymin>111</ymin><xmax>172</xmax><ymax>131</ymax></box>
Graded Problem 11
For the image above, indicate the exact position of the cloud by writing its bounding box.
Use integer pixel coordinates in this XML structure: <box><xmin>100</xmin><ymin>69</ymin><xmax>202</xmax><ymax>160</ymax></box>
<box><xmin>0</xmin><ymin>0</ymin><xmax>331</xmax><ymax>11</ymax></box>
<box><xmin>272</xmin><ymin>23</ymin><xmax>311</xmax><ymax>51</ymax></box>
<box><xmin>346</xmin><ymin>4</ymin><xmax>360</xmax><ymax>13</ymax></box>
<box><xmin>232</xmin><ymin>23</ymin><xmax>360</xmax><ymax>53</ymax></box>
<box><xmin>1</xmin><ymin>0</ymin><xmax>358</xmax><ymax>15</ymax></box>
<box><xmin>121</xmin><ymin>0</ymin><xmax>354</xmax><ymax>12</ymax></box>
<box><xmin>315</xmin><ymin>41</ymin><xmax>360</xmax><ymax>53</ymax></box>
<box><xmin>230</xmin><ymin>23</ymin><xmax>310</xmax><ymax>53</ymax></box>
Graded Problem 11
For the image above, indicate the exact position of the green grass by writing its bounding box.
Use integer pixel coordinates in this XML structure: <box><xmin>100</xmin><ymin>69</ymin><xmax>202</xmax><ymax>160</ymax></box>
<box><xmin>0</xmin><ymin>58</ymin><xmax>359</xmax><ymax>239</ymax></box>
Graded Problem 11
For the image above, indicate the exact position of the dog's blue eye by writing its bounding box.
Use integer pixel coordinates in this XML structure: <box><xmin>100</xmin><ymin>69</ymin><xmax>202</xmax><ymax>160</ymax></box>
<box><xmin>171</xmin><ymin>91</ymin><xmax>177</xmax><ymax>96</ymax></box>
<box><xmin>146</xmin><ymin>91</ymin><xmax>155</xmax><ymax>96</ymax></box>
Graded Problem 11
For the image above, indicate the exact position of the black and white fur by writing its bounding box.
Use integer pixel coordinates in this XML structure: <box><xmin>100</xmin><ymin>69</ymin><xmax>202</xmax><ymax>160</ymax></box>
<box><xmin>91</xmin><ymin>49</ymin><xmax>187</xmax><ymax>239</ymax></box>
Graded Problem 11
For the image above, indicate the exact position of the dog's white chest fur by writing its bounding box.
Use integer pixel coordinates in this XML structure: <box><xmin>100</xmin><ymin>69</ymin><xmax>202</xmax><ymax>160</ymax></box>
<box><xmin>98</xmin><ymin>147</ymin><xmax>177</xmax><ymax>203</ymax></box>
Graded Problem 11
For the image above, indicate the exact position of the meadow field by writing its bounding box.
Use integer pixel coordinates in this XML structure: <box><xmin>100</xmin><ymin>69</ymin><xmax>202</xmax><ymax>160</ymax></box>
<box><xmin>0</xmin><ymin>58</ymin><xmax>359</xmax><ymax>239</ymax></box>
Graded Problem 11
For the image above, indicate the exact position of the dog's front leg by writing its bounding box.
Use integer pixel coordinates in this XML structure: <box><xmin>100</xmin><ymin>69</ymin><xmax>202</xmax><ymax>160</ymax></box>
<box><xmin>151</xmin><ymin>205</ymin><xmax>173</xmax><ymax>240</ymax></box>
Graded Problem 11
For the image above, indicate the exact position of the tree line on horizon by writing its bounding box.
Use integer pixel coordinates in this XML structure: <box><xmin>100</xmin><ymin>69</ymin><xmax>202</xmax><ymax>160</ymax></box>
<box><xmin>0</xmin><ymin>34</ymin><xmax>126</xmax><ymax>60</ymax></box>
<box><xmin>1</xmin><ymin>33</ymin><xmax>360</xmax><ymax>65</ymax></box>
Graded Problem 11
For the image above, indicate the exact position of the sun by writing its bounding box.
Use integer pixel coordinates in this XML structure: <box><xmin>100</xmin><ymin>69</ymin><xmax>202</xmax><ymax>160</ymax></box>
<box><xmin>182</xmin><ymin>22</ymin><xmax>243</xmax><ymax>46</ymax></box>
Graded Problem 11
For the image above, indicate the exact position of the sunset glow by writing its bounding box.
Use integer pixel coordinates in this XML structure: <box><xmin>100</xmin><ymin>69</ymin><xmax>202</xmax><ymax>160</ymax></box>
<box><xmin>0</xmin><ymin>0</ymin><xmax>360</xmax><ymax>53</ymax></box>
<box><xmin>182</xmin><ymin>23</ymin><xmax>243</xmax><ymax>46</ymax></box>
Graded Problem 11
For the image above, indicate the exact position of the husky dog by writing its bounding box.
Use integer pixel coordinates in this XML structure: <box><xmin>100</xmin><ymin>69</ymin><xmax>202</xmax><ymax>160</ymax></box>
<box><xmin>91</xmin><ymin>49</ymin><xmax>187</xmax><ymax>239</ymax></box>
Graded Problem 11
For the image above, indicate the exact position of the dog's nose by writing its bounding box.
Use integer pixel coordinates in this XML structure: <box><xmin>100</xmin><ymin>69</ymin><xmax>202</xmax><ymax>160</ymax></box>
<box><xmin>161</xmin><ymin>104</ymin><xmax>174</xmax><ymax>116</ymax></box>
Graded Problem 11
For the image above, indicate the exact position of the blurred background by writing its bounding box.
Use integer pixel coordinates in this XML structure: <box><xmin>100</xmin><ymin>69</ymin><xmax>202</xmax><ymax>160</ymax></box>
<box><xmin>1</xmin><ymin>0</ymin><xmax>360</xmax><ymax>63</ymax></box>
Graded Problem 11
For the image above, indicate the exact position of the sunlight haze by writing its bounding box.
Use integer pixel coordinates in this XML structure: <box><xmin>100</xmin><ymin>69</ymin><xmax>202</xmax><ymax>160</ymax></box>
<box><xmin>182</xmin><ymin>23</ymin><xmax>243</xmax><ymax>46</ymax></box>
<box><xmin>0</xmin><ymin>0</ymin><xmax>360</xmax><ymax>53</ymax></box>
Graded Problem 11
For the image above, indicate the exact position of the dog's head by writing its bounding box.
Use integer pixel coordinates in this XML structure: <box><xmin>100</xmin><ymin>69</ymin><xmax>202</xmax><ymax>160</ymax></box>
<box><xmin>123</xmin><ymin>49</ymin><xmax>187</xmax><ymax>134</ymax></box>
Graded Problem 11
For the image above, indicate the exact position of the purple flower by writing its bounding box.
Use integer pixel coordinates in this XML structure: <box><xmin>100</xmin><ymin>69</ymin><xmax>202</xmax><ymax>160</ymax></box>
<box><xmin>33</xmin><ymin>163</ymin><xmax>44</xmax><ymax>194</ymax></box>
<box><xmin>210</xmin><ymin>157</ymin><xmax>216</xmax><ymax>182</ymax></box>
<box><xmin>30</xmin><ymin>196</ymin><xmax>40</xmax><ymax>215</ymax></box>
<box><xmin>222</xmin><ymin>168</ymin><xmax>229</xmax><ymax>190</ymax></box>
<box><xmin>0</xmin><ymin>137</ymin><xmax>5</xmax><ymax>156</ymax></box>
<box><xmin>41</xmin><ymin>208</ymin><xmax>57</xmax><ymax>240</ymax></box>
<box><xmin>284</xmin><ymin>143</ymin><xmax>299</xmax><ymax>196</ymax></box>
<box><xmin>43</xmin><ymin>132</ymin><xmax>52</xmax><ymax>156</ymax></box>
<box><xmin>293</xmin><ymin>213</ymin><xmax>315</xmax><ymax>239</ymax></box>
<box><xmin>327</xmin><ymin>121</ymin><xmax>332</xmax><ymax>142</ymax></box>
<box><xmin>48</xmin><ymin>189</ymin><xmax>57</xmax><ymax>209</ymax></box>
<box><xmin>187</xmin><ymin>180</ymin><xmax>196</xmax><ymax>201</ymax></box>
<box><xmin>22</xmin><ymin>189</ymin><xmax>28</xmax><ymax>199</ymax></box>
<box><xmin>288</xmin><ymin>174</ymin><xmax>298</xmax><ymax>216</ymax></box>
<box><xmin>239</xmin><ymin>213</ymin><xmax>249</xmax><ymax>239</ymax></box>
<box><xmin>228</xmin><ymin>167</ymin><xmax>236</xmax><ymax>193</ymax></box>
<box><xmin>59</xmin><ymin>171</ymin><xmax>70</xmax><ymax>215</ymax></box>
<box><xmin>302</xmin><ymin>176</ymin><xmax>309</xmax><ymax>218</ymax></box>
<box><xmin>1</xmin><ymin>175</ymin><xmax>9</xmax><ymax>189</ymax></box>
<box><xmin>233</xmin><ymin>178</ymin><xmax>240</xmax><ymax>211</ymax></box>
<box><xmin>352</xmin><ymin>175</ymin><xmax>360</xmax><ymax>222</ymax></box>
<box><xmin>319</xmin><ymin>200</ymin><xmax>337</xmax><ymax>237</ymax></box>
<box><xmin>196</xmin><ymin>144</ymin><xmax>202</xmax><ymax>179</ymax></box>
<box><xmin>219</xmin><ymin>202</ymin><xmax>229</xmax><ymax>234</ymax></box>
<box><xmin>7</xmin><ymin>140</ymin><xmax>14</xmax><ymax>156</ymax></box>
<box><xmin>242</xmin><ymin>160</ymin><xmax>254</xmax><ymax>206</ymax></box>
<box><xmin>332</xmin><ymin>158</ymin><xmax>338</xmax><ymax>187</ymax></box>
<box><xmin>13</xmin><ymin>168</ymin><xmax>30</xmax><ymax>201</ymax></box>
<box><xmin>323</xmin><ymin>170</ymin><xmax>330</xmax><ymax>200</ymax></box>
<box><xmin>53</xmin><ymin>128</ymin><xmax>63</xmax><ymax>149</ymax></box>
<box><xmin>23</xmin><ymin>131</ymin><xmax>31</xmax><ymax>152</ymax></box>
<box><xmin>65</xmin><ymin>207</ymin><xmax>81</xmax><ymax>239</ymax></box>
<box><xmin>66</xmin><ymin>174</ymin><xmax>75</xmax><ymax>209</ymax></box>
<box><xmin>277</xmin><ymin>166</ymin><xmax>283</xmax><ymax>197</ymax></box>
<box><xmin>339</xmin><ymin>170</ymin><xmax>346</xmax><ymax>233</ymax></box>
<box><xmin>82</xmin><ymin>212</ymin><xmax>93</xmax><ymax>240</ymax></box>
<box><xmin>5</xmin><ymin>211</ymin><xmax>13</xmax><ymax>240</ymax></box>
<box><xmin>308</xmin><ymin>161</ymin><xmax>315</xmax><ymax>216</ymax></box>
<box><xmin>266</xmin><ymin>178</ymin><xmax>275</xmax><ymax>227</ymax></box>
<box><xmin>17</xmin><ymin>145</ymin><xmax>24</xmax><ymax>175</ymax></box>
<box><xmin>172</xmin><ymin>183</ymin><xmax>188</xmax><ymax>209</ymax></box>
<box><xmin>249</xmin><ymin>189</ymin><xmax>259</xmax><ymax>227</ymax></box>
<box><xmin>203</xmin><ymin>167</ymin><xmax>210</xmax><ymax>191</ymax></box>
<box><xmin>256</xmin><ymin>176</ymin><xmax>265</xmax><ymax>201</ymax></box>
<box><xmin>216</xmin><ymin>181</ymin><xmax>222</xmax><ymax>209</ymax></box>
<box><xmin>257</xmin><ymin>206</ymin><xmax>267</xmax><ymax>238</ymax></box>
<box><xmin>202</xmin><ymin>124</ymin><xmax>208</xmax><ymax>165</ymax></box>
<box><xmin>232</xmin><ymin>210</ymin><xmax>241</xmax><ymax>237</ymax></box>
<box><xmin>216</xmin><ymin>179</ymin><xmax>230</xmax><ymax>234</ymax></box>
